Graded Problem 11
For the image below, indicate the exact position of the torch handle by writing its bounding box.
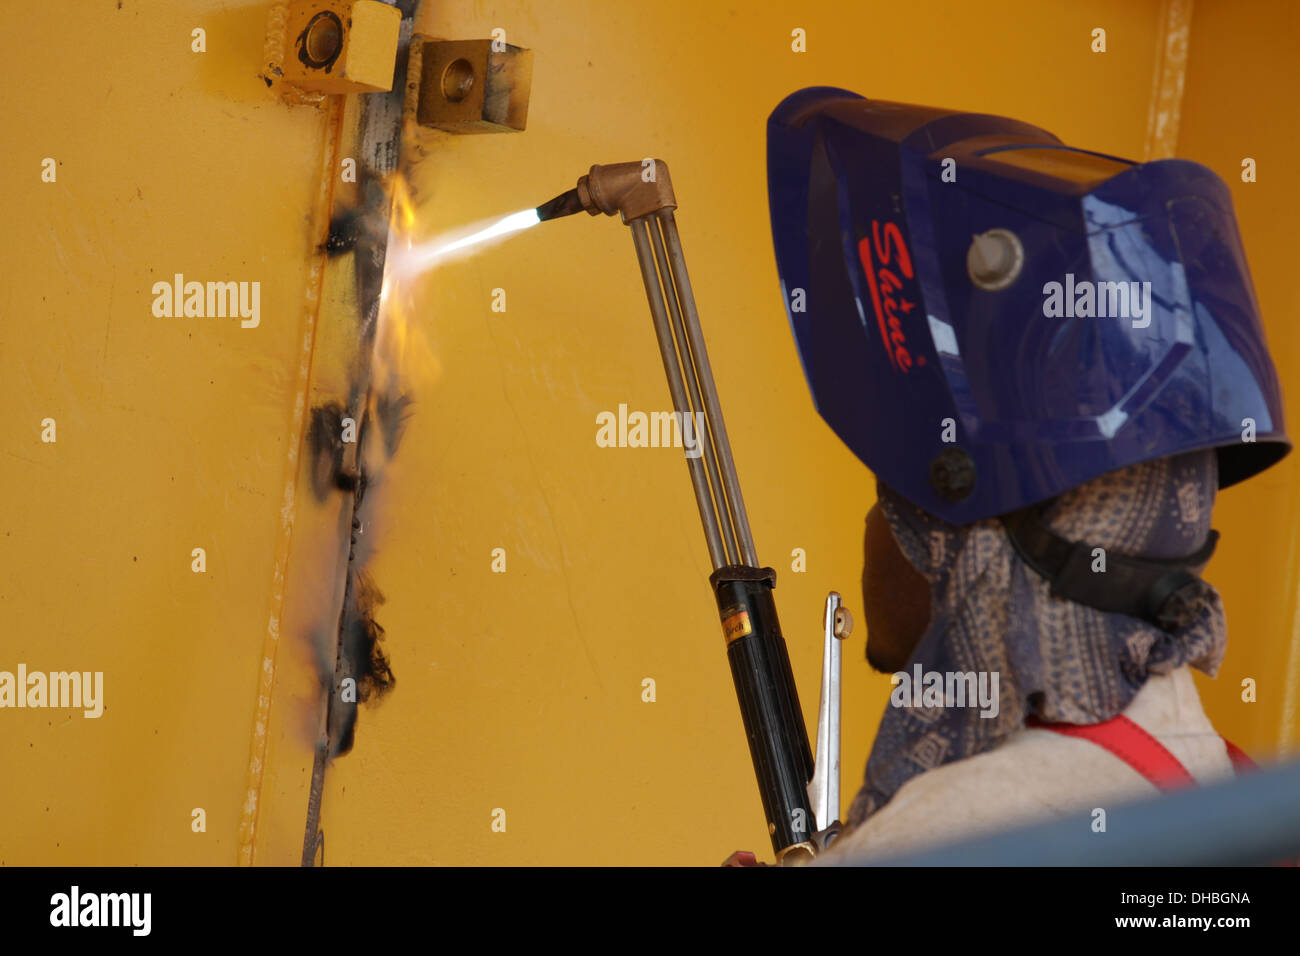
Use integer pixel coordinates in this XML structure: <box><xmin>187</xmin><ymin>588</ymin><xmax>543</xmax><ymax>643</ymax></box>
<box><xmin>714</xmin><ymin>567</ymin><xmax>817</xmax><ymax>860</ymax></box>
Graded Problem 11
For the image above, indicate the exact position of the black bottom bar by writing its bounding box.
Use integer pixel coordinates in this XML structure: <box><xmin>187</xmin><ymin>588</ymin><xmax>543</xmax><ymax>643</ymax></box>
<box><xmin>3</xmin><ymin>866</ymin><xmax>1291</xmax><ymax>941</ymax></box>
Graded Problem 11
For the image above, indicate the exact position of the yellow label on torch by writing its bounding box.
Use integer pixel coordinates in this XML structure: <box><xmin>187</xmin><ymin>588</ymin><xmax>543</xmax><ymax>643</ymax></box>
<box><xmin>721</xmin><ymin>608</ymin><xmax>753</xmax><ymax>644</ymax></box>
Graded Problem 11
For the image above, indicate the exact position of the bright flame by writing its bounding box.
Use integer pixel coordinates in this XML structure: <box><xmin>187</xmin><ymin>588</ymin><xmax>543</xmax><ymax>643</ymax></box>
<box><xmin>371</xmin><ymin>175</ymin><xmax>439</xmax><ymax>393</ymax></box>
<box><xmin>387</xmin><ymin>208</ymin><xmax>540</xmax><ymax>281</ymax></box>
<box><xmin>372</xmin><ymin>180</ymin><xmax>540</xmax><ymax>397</ymax></box>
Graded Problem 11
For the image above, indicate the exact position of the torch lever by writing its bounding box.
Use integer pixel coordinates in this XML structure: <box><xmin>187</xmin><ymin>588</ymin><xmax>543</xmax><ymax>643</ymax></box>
<box><xmin>809</xmin><ymin>591</ymin><xmax>851</xmax><ymax>851</ymax></box>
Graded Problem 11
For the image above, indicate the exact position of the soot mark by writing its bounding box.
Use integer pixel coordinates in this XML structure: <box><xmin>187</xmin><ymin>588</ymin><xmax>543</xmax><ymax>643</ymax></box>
<box><xmin>308</xmin><ymin>402</ymin><xmax>355</xmax><ymax>499</ymax></box>
<box><xmin>328</xmin><ymin>571</ymin><xmax>395</xmax><ymax>758</ymax></box>
<box><xmin>374</xmin><ymin>391</ymin><xmax>414</xmax><ymax>458</ymax></box>
<box><xmin>323</xmin><ymin>209</ymin><xmax>362</xmax><ymax>257</ymax></box>
<box><xmin>307</xmin><ymin>391</ymin><xmax>407</xmax><ymax>759</ymax></box>
<box><xmin>323</xmin><ymin>182</ymin><xmax>389</xmax><ymax>262</ymax></box>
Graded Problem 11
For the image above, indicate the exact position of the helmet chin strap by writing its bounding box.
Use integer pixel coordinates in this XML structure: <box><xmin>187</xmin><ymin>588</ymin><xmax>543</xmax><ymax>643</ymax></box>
<box><xmin>999</xmin><ymin>505</ymin><xmax>1220</xmax><ymax>633</ymax></box>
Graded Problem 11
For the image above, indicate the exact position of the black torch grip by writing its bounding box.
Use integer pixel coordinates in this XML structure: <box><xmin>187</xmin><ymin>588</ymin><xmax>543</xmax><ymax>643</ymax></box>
<box><xmin>711</xmin><ymin>565</ymin><xmax>816</xmax><ymax>857</ymax></box>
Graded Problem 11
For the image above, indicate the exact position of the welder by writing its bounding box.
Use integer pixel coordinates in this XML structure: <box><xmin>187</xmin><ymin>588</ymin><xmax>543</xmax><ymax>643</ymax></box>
<box><xmin>766</xmin><ymin>88</ymin><xmax>1290</xmax><ymax>859</ymax></box>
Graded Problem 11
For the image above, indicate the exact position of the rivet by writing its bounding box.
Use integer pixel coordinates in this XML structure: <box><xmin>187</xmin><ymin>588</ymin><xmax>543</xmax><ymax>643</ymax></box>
<box><xmin>930</xmin><ymin>448</ymin><xmax>976</xmax><ymax>501</ymax></box>
<box><xmin>966</xmin><ymin>228</ymin><xmax>1024</xmax><ymax>291</ymax></box>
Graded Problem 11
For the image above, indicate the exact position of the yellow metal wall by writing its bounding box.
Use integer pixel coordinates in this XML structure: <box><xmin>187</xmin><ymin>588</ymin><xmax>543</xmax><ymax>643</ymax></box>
<box><xmin>1</xmin><ymin>0</ymin><xmax>1294</xmax><ymax>866</ymax></box>
<box><xmin>1178</xmin><ymin>0</ymin><xmax>1300</xmax><ymax>758</ymax></box>
<box><xmin>1</xmin><ymin>1</ymin><xmax>328</xmax><ymax>863</ymax></box>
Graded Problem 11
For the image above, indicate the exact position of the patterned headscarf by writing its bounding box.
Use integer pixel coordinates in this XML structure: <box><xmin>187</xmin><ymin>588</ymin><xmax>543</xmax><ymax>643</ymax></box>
<box><xmin>846</xmin><ymin>449</ymin><xmax>1225</xmax><ymax>826</ymax></box>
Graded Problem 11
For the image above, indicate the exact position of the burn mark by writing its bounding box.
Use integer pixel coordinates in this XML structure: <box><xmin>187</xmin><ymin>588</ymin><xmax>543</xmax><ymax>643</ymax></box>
<box><xmin>321</xmin><ymin>187</ymin><xmax>391</xmax><ymax>266</ymax></box>
<box><xmin>373</xmin><ymin>390</ymin><xmax>414</xmax><ymax>458</ymax></box>
<box><xmin>308</xmin><ymin>402</ymin><xmax>349</xmax><ymax>500</ymax></box>
<box><xmin>327</xmin><ymin>571</ymin><xmax>395</xmax><ymax>758</ymax></box>
<box><xmin>307</xmin><ymin>389</ymin><xmax>404</xmax><ymax>760</ymax></box>
<box><xmin>323</xmin><ymin>209</ymin><xmax>362</xmax><ymax>257</ymax></box>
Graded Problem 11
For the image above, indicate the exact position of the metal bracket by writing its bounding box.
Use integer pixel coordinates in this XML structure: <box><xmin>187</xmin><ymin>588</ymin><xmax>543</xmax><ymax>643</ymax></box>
<box><xmin>414</xmin><ymin>37</ymin><xmax>533</xmax><ymax>133</ymax></box>
<box><xmin>273</xmin><ymin>0</ymin><xmax>402</xmax><ymax>96</ymax></box>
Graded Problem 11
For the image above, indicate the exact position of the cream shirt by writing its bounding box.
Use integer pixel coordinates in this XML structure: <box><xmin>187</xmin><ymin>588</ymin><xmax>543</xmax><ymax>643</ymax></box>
<box><xmin>828</xmin><ymin>666</ymin><xmax>1235</xmax><ymax>862</ymax></box>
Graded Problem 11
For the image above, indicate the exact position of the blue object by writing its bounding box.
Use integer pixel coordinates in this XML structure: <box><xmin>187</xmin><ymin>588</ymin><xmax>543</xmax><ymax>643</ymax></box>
<box><xmin>766</xmin><ymin>87</ymin><xmax>1289</xmax><ymax>524</ymax></box>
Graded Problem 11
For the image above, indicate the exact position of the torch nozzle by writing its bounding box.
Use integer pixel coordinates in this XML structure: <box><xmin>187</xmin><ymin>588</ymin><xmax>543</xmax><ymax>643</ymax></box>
<box><xmin>535</xmin><ymin>187</ymin><xmax>586</xmax><ymax>222</ymax></box>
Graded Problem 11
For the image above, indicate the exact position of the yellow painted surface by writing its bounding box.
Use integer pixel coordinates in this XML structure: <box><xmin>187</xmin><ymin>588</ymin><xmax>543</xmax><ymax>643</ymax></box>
<box><xmin>0</xmin><ymin>0</ymin><xmax>330</xmax><ymax>863</ymax></box>
<box><xmin>0</xmin><ymin>0</ymin><xmax>1294</xmax><ymax>868</ymax></box>
<box><xmin>1177</xmin><ymin>0</ymin><xmax>1300</xmax><ymax>756</ymax></box>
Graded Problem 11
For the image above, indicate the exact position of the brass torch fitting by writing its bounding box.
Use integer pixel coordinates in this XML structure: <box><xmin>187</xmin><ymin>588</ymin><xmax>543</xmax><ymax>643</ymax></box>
<box><xmin>576</xmin><ymin>161</ymin><xmax>677</xmax><ymax>223</ymax></box>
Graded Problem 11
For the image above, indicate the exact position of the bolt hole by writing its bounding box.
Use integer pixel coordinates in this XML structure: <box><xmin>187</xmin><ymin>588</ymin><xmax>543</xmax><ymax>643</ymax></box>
<box><xmin>442</xmin><ymin>59</ymin><xmax>475</xmax><ymax>102</ymax></box>
<box><xmin>303</xmin><ymin>12</ymin><xmax>343</xmax><ymax>68</ymax></box>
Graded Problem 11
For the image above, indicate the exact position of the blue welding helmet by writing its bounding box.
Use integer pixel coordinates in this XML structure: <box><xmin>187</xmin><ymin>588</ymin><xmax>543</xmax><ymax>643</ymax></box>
<box><xmin>767</xmin><ymin>87</ymin><xmax>1289</xmax><ymax>525</ymax></box>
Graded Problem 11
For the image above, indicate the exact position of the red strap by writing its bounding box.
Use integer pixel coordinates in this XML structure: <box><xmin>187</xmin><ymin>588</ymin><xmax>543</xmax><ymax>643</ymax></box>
<box><xmin>1223</xmin><ymin>738</ymin><xmax>1258</xmax><ymax>774</ymax></box>
<box><xmin>1031</xmin><ymin>720</ymin><xmax>1293</xmax><ymax>865</ymax></box>
<box><xmin>1030</xmin><ymin>715</ymin><xmax>1261</xmax><ymax>789</ymax></box>
<box><xmin>1027</xmin><ymin>714</ymin><xmax>1197</xmax><ymax>792</ymax></box>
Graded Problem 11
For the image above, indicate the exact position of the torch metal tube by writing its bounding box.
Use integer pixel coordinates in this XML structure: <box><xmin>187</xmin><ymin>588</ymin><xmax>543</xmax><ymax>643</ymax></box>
<box><xmin>647</xmin><ymin>217</ymin><xmax>741</xmax><ymax>567</ymax></box>
<box><xmin>656</xmin><ymin>210</ymin><xmax>760</xmax><ymax>567</ymax></box>
<box><xmin>629</xmin><ymin>219</ymin><xmax>728</xmax><ymax>570</ymax></box>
